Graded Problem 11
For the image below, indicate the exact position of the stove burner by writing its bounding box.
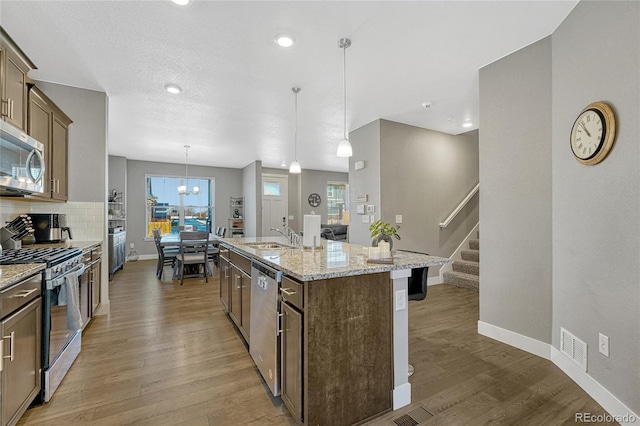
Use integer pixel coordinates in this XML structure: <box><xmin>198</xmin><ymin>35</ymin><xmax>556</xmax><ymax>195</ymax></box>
<box><xmin>0</xmin><ymin>247</ymin><xmax>81</xmax><ymax>266</ymax></box>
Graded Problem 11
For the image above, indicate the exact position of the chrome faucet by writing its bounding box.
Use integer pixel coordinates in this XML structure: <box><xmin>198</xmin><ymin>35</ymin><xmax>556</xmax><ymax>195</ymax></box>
<box><xmin>270</xmin><ymin>226</ymin><xmax>302</xmax><ymax>248</ymax></box>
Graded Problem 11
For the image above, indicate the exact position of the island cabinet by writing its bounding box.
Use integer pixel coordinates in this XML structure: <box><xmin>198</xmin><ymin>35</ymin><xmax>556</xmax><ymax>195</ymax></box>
<box><xmin>228</xmin><ymin>249</ymin><xmax>251</xmax><ymax>342</ymax></box>
<box><xmin>0</xmin><ymin>28</ymin><xmax>36</xmax><ymax>132</ymax></box>
<box><xmin>27</xmin><ymin>85</ymin><xmax>72</xmax><ymax>201</ymax></box>
<box><xmin>282</xmin><ymin>272</ymin><xmax>393</xmax><ymax>425</ymax></box>
<box><xmin>218</xmin><ymin>245</ymin><xmax>231</xmax><ymax>312</ymax></box>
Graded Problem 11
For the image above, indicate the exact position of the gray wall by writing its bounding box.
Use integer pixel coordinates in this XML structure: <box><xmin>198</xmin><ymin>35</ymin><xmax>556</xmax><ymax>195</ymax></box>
<box><xmin>35</xmin><ymin>81</ymin><xmax>107</xmax><ymax>203</ymax></box>
<box><xmin>348</xmin><ymin>120</ymin><xmax>381</xmax><ymax>246</ymax></box>
<box><xmin>380</xmin><ymin>121</ymin><xmax>479</xmax><ymax>260</ymax></box>
<box><xmin>242</xmin><ymin>161</ymin><xmax>262</xmax><ymax>237</ymax></box>
<box><xmin>479</xmin><ymin>37</ymin><xmax>553</xmax><ymax>344</ymax></box>
<box><xmin>126</xmin><ymin>159</ymin><xmax>242</xmax><ymax>255</ymax></box>
<box><xmin>108</xmin><ymin>155</ymin><xmax>127</xmax><ymax>197</ymax></box>
<box><xmin>300</xmin><ymin>169</ymin><xmax>348</xmax><ymax>225</ymax></box>
<box><xmin>479</xmin><ymin>0</ymin><xmax>640</xmax><ymax>414</ymax></box>
<box><xmin>348</xmin><ymin>119</ymin><xmax>479</xmax><ymax>267</ymax></box>
<box><xmin>551</xmin><ymin>1</ymin><xmax>639</xmax><ymax>412</ymax></box>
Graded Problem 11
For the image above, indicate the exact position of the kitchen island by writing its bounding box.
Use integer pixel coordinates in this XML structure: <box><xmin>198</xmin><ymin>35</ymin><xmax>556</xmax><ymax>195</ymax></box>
<box><xmin>219</xmin><ymin>237</ymin><xmax>451</xmax><ymax>426</ymax></box>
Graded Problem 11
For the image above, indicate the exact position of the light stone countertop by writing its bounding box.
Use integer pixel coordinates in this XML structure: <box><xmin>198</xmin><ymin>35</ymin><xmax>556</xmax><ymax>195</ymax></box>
<box><xmin>0</xmin><ymin>263</ymin><xmax>46</xmax><ymax>290</ymax></box>
<box><xmin>222</xmin><ymin>237</ymin><xmax>452</xmax><ymax>282</ymax></box>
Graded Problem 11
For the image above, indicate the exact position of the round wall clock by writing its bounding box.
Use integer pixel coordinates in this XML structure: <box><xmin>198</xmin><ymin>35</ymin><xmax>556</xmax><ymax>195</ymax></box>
<box><xmin>570</xmin><ymin>101</ymin><xmax>616</xmax><ymax>165</ymax></box>
<box><xmin>308</xmin><ymin>193</ymin><xmax>321</xmax><ymax>207</ymax></box>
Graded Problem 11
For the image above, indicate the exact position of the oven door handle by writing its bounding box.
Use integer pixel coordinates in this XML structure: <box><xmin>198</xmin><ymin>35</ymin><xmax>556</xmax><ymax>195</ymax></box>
<box><xmin>48</xmin><ymin>263</ymin><xmax>86</xmax><ymax>289</ymax></box>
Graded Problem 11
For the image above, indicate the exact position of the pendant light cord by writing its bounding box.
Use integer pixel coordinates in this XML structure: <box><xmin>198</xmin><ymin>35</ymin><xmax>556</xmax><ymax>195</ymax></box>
<box><xmin>184</xmin><ymin>145</ymin><xmax>189</xmax><ymax>183</ymax></box>
<box><xmin>343</xmin><ymin>43</ymin><xmax>347</xmax><ymax>141</ymax></box>
<box><xmin>295</xmin><ymin>89</ymin><xmax>298</xmax><ymax>160</ymax></box>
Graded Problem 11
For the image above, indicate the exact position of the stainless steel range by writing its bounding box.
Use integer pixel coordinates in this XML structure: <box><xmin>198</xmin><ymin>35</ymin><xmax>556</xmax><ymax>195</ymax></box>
<box><xmin>0</xmin><ymin>246</ymin><xmax>84</xmax><ymax>402</ymax></box>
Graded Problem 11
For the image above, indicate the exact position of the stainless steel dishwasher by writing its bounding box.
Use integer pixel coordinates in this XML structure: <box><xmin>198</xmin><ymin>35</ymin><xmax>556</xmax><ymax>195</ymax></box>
<box><xmin>249</xmin><ymin>260</ymin><xmax>282</xmax><ymax>396</ymax></box>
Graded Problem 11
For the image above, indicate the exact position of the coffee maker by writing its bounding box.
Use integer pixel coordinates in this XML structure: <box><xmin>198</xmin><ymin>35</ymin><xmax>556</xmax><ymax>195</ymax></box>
<box><xmin>29</xmin><ymin>213</ymin><xmax>73</xmax><ymax>243</ymax></box>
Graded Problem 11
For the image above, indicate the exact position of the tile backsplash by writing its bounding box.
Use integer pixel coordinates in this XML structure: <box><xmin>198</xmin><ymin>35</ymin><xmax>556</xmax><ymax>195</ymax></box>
<box><xmin>0</xmin><ymin>200</ymin><xmax>105</xmax><ymax>241</ymax></box>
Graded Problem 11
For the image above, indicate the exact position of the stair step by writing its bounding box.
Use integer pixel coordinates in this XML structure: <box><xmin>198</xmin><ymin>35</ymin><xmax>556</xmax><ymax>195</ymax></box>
<box><xmin>443</xmin><ymin>271</ymin><xmax>479</xmax><ymax>292</ymax></box>
<box><xmin>453</xmin><ymin>259</ymin><xmax>479</xmax><ymax>276</ymax></box>
<box><xmin>461</xmin><ymin>249</ymin><xmax>479</xmax><ymax>262</ymax></box>
<box><xmin>469</xmin><ymin>239</ymin><xmax>479</xmax><ymax>250</ymax></box>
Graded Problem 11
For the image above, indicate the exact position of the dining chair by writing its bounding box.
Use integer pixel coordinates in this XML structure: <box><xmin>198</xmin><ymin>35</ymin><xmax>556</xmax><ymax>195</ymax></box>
<box><xmin>217</xmin><ymin>227</ymin><xmax>227</xmax><ymax>237</ymax></box>
<box><xmin>152</xmin><ymin>228</ymin><xmax>179</xmax><ymax>280</ymax></box>
<box><xmin>178</xmin><ymin>225</ymin><xmax>193</xmax><ymax>232</ymax></box>
<box><xmin>215</xmin><ymin>226</ymin><xmax>222</xmax><ymax>236</ymax></box>
<box><xmin>175</xmin><ymin>231</ymin><xmax>210</xmax><ymax>285</ymax></box>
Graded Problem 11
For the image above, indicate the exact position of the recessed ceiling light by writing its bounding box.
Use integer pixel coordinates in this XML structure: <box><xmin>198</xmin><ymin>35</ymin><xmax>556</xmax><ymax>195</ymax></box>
<box><xmin>171</xmin><ymin>0</ymin><xmax>189</xmax><ymax>5</ymax></box>
<box><xmin>422</xmin><ymin>102</ymin><xmax>432</xmax><ymax>109</ymax></box>
<box><xmin>462</xmin><ymin>122</ymin><xmax>473</xmax><ymax>128</ymax></box>
<box><xmin>165</xmin><ymin>84</ymin><xmax>182</xmax><ymax>94</ymax></box>
<box><xmin>274</xmin><ymin>33</ymin><xmax>295</xmax><ymax>47</ymax></box>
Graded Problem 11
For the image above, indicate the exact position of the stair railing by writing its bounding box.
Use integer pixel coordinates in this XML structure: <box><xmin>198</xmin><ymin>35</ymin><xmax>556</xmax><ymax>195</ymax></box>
<box><xmin>439</xmin><ymin>183</ymin><xmax>479</xmax><ymax>228</ymax></box>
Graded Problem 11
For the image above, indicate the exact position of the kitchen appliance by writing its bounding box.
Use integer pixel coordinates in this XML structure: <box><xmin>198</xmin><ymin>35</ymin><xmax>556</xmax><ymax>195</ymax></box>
<box><xmin>29</xmin><ymin>213</ymin><xmax>72</xmax><ymax>243</ymax></box>
<box><xmin>0</xmin><ymin>246</ymin><xmax>84</xmax><ymax>403</ymax></box>
<box><xmin>249</xmin><ymin>260</ymin><xmax>283</xmax><ymax>396</ymax></box>
<box><xmin>0</xmin><ymin>120</ymin><xmax>45</xmax><ymax>195</ymax></box>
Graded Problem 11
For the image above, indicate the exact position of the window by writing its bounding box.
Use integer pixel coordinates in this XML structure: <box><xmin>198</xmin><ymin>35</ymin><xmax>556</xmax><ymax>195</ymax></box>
<box><xmin>145</xmin><ymin>175</ymin><xmax>215</xmax><ymax>237</ymax></box>
<box><xmin>327</xmin><ymin>182</ymin><xmax>349</xmax><ymax>225</ymax></box>
<box><xmin>263</xmin><ymin>181</ymin><xmax>281</xmax><ymax>196</ymax></box>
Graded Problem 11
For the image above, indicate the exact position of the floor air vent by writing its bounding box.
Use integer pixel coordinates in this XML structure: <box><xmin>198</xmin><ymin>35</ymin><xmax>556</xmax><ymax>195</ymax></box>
<box><xmin>393</xmin><ymin>406</ymin><xmax>433</xmax><ymax>426</ymax></box>
<box><xmin>560</xmin><ymin>327</ymin><xmax>587</xmax><ymax>371</ymax></box>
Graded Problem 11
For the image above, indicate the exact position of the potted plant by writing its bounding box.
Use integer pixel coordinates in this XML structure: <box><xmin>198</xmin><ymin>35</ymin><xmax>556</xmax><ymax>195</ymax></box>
<box><xmin>369</xmin><ymin>219</ymin><xmax>401</xmax><ymax>249</ymax></box>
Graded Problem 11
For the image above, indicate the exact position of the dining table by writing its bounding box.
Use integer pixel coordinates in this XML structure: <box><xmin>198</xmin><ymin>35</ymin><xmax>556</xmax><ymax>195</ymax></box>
<box><xmin>159</xmin><ymin>232</ymin><xmax>222</xmax><ymax>248</ymax></box>
<box><xmin>159</xmin><ymin>232</ymin><xmax>222</xmax><ymax>278</ymax></box>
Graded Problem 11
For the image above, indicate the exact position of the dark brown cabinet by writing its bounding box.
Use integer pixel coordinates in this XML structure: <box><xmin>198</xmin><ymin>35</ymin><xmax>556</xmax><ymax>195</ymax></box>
<box><xmin>27</xmin><ymin>86</ymin><xmax>71</xmax><ymax>201</ymax></box>
<box><xmin>219</xmin><ymin>246</ymin><xmax>230</xmax><ymax>312</ymax></box>
<box><xmin>81</xmin><ymin>243</ymin><xmax>102</xmax><ymax>328</ymax></box>
<box><xmin>0</xmin><ymin>273</ymin><xmax>42</xmax><ymax>426</ymax></box>
<box><xmin>0</xmin><ymin>28</ymin><xmax>36</xmax><ymax>132</ymax></box>
<box><xmin>228</xmin><ymin>249</ymin><xmax>251</xmax><ymax>342</ymax></box>
<box><xmin>281</xmin><ymin>299</ymin><xmax>303</xmax><ymax>423</ymax></box>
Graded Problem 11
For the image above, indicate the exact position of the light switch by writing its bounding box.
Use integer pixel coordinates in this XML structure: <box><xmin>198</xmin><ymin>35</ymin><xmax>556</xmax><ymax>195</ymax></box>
<box><xmin>366</xmin><ymin>204</ymin><xmax>375</xmax><ymax>213</ymax></box>
<box><xmin>362</xmin><ymin>215</ymin><xmax>370</xmax><ymax>223</ymax></box>
<box><xmin>395</xmin><ymin>215</ymin><xmax>403</xmax><ymax>224</ymax></box>
<box><xmin>370</xmin><ymin>214</ymin><xmax>376</xmax><ymax>223</ymax></box>
<box><xmin>395</xmin><ymin>290</ymin><xmax>406</xmax><ymax>311</ymax></box>
<box><xmin>288</xmin><ymin>215</ymin><xmax>294</xmax><ymax>220</ymax></box>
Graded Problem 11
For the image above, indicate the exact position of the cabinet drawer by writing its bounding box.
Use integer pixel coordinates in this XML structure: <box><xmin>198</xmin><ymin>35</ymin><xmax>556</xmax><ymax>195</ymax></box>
<box><xmin>229</xmin><ymin>250</ymin><xmax>251</xmax><ymax>275</ymax></box>
<box><xmin>281</xmin><ymin>275</ymin><xmax>303</xmax><ymax>310</ymax></box>
<box><xmin>0</xmin><ymin>274</ymin><xmax>42</xmax><ymax>317</ymax></box>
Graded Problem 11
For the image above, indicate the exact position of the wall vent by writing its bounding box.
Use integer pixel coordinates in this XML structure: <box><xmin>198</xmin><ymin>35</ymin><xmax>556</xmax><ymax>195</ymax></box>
<box><xmin>560</xmin><ymin>327</ymin><xmax>587</xmax><ymax>371</ymax></box>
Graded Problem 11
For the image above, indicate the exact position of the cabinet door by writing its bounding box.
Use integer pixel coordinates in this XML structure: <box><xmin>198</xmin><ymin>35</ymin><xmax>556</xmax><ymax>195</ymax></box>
<box><xmin>281</xmin><ymin>302</ymin><xmax>303</xmax><ymax>423</ymax></box>
<box><xmin>240</xmin><ymin>270</ymin><xmax>251</xmax><ymax>339</ymax></box>
<box><xmin>91</xmin><ymin>261</ymin><xmax>101</xmax><ymax>315</ymax></box>
<box><xmin>219</xmin><ymin>257</ymin><xmax>230</xmax><ymax>312</ymax></box>
<box><xmin>50</xmin><ymin>114</ymin><xmax>68</xmax><ymax>201</ymax></box>
<box><xmin>1</xmin><ymin>298</ymin><xmax>42</xmax><ymax>426</ymax></box>
<box><xmin>2</xmin><ymin>46</ymin><xmax>31</xmax><ymax>131</ymax></box>
<box><xmin>229</xmin><ymin>266</ymin><xmax>242</xmax><ymax>329</ymax></box>
<box><xmin>79</xmin><ymin>270</ymin><xmax>90</xmax><ymax>328</ymax></box>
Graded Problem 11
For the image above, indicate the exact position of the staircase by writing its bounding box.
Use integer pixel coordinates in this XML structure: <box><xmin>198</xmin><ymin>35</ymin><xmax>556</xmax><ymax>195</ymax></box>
<box><xmin>443</xmin><ymin>232</ymin><xmax>479</xmax><ymax>291</ymax></box>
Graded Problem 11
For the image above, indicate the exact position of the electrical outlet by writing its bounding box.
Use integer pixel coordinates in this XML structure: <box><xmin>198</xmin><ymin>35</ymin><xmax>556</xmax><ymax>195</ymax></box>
<box><xmin>395</xmin><ymin>290</ymin><xmax>406</xmax><ymax>311</ymax></box>
<box><xmin>599</xmin><ymin>333</ymin><xmax>609</xmax><ymax>357</ymax></box>
<box><xmin>129</xmin><ymin>243</ymin><xmax>135</xmax><ymax>249</ymax></box>
<box><xmin>395</xmin><ymin>215</ymin><xmax>403</xmax><ymax>224</ymax></box>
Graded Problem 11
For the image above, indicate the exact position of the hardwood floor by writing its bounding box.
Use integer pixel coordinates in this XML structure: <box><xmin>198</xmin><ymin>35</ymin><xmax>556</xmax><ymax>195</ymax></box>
<box><xmin>18</xmin><ymin>260</ymin><xmax>615</xmax><ymax>425</ymax></box>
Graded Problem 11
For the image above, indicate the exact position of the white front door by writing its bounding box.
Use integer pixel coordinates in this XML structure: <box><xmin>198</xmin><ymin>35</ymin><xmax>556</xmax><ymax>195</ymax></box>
<box><xmin>262</xmin><ymin>174</ymin><xmax>288</xmax><ymax>237</ymax></box>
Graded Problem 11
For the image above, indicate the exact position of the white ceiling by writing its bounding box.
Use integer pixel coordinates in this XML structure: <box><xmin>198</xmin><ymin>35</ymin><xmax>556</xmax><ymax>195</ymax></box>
<box><xmin>1</xmin><ymin>1</ymin><xmax>577</xmax><ymax>173</ymax></box>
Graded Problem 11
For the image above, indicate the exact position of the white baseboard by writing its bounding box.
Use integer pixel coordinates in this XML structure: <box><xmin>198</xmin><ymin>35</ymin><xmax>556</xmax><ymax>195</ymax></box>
<box><xmin>477</xmin><ymin>320</ymin><xmax>551</xmax><ymax>359</ymax></box>
<box><xmin>93</xmin><ymin>302</ymin><xmax>110</xmax><ymax>315</ymax></box>
<box><xmin>550</xmin><ymin>347</ymin><xmax>639</xmax><ymax>425</ymax></box>
<box><xmin>479</xmin><ymin>321</ymin><xmax>639</xmax><ymax>425</ymax></box>
<box><xmin>137</xmin><ymin>254</ymin><xmax>158</xmax><ymax>261</ymax></box>
<box><xmin>427</xmin><ymin>276</ymin><xmax>442</xmax><ymax>286</ymax></box>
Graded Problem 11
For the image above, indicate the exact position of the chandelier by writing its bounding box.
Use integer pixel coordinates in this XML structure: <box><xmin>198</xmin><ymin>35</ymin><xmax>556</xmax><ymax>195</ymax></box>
<box><xmin>177</xmin><ymin>145</ymin><xmax>200</xmax><ymax>195</ymax></box>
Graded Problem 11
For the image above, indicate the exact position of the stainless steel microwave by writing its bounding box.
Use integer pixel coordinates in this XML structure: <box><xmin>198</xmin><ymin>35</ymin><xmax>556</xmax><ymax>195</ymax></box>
<box><xmin>0</xmin><ymin>120</ymin><xmax>45</xmax><ymax>195</ymax></box>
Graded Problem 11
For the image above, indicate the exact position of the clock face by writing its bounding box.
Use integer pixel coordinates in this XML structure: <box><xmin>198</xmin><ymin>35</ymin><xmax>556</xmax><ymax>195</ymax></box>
<box><xmin>570</xmin><ymin>109</ymin><xmax>605</xmax><ymax>160</ymax></box>
<box><xmin>308</xmin><ymin>193</ymin><xmax>321</xmax><ymax>207</ymax></box>
<box><xmin>569</xmin><ymin>101</ymin><xmax>616</xmax><ymax>166</ymax></box>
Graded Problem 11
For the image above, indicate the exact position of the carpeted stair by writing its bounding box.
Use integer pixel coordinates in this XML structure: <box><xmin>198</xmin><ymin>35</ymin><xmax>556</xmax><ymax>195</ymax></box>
<box><xmin>443</xmin><ymin>232</ymin><xmax>479</xmax><ymax>291</ymax></box>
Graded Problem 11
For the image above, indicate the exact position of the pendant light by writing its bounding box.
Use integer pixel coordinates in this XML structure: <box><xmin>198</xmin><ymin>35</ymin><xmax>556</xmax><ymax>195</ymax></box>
<box><xmin>177</xmin><ymin>145</ymin><xmax>200</xmax><ymax>195</ymax></box>
<box><xmin>289</xmin><ymin>87</ymin><xmax>302</xmax><ymax>174</ymax></box>
<box><xmin>336</xmin><ymin>37</ymin><xmax>353</xmax><ymax>158</ymax></box>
